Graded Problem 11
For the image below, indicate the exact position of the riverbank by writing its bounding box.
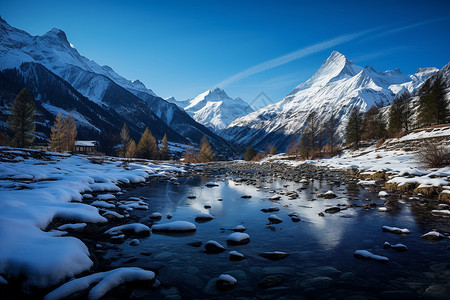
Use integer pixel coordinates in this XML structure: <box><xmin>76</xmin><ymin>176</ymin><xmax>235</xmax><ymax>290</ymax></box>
<box><xmin>1</xmin><ymin>148</ymin><xmax>449</xmax><ymax>299</ymax></box>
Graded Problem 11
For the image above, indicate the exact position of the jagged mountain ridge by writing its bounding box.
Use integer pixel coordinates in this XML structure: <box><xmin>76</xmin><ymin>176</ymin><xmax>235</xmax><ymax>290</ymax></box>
<box><xmin>0</xmin><ymin>62</ymin><xmax>175</xmax><ymax>144</ymax></box>
<box><xmin>222</xmin><ymin>51</ymin><xmax>439</xmax><ymax>151</ymax></box>
<box><xmin>167</xmin><ymin>88</ymin><xmax>254</xmax><ymax>131</ymax></box>
<box><xmin>0</xmin><ymin>16</ymin><xmax>230</xmax><ymax>150</ymax></box>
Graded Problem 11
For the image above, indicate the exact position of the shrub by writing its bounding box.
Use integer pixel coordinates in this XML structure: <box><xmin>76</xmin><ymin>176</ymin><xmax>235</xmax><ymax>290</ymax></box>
<box><xmin>415</xmin><ymin>141</ymin><xmax>450</xmax><ymax>168</ymax></box>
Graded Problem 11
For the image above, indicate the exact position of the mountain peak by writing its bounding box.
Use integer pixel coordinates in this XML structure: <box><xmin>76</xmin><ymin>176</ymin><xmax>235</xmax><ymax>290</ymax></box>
<box><xmin>205</xmin><ymin>87</ymin><xmax>230</xmax><ymax>99</ymax></box>
<box><xmin>327</xmin><ymin>51</ymin><xmax>346</xmax><ymax>62</ymax></box>
<box><xmin>43</xmin><ymin>28</ymin><xmax>69</xmax><ymax>45</ymax></box>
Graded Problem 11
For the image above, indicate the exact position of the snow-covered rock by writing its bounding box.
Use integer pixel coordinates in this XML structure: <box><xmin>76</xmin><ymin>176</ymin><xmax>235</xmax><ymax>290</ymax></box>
<box><xmin>226</xmin><ymin>232</ymin><xmax>250</xmax><ymax>245</ymax></box>
<box><xmin>229</xmin><ymin>251</ymin><xmax>245</xmax><ymax>261</ymax></box>
<box><xmin>268</xmin><ymin>215</ymin><xmax>283</xmax><ymax>224</ymax></box>
<box><xmin>44</xmin><ymin>267</ymin><xmax>155</xmax><ymax>300</ymax></box>
<box><xmin>151</xmin><ymin>221</ymin><xmax>197</xmax><ymax>232</ymax></box>
<box><xmin>421</xmin><ymin>231</ymin><xmax>446</xmax><ymax>242</ymax></box>
<box><xmin>354</xmin><ymin>250</ymin><xmax>389</xmax><ymax>262</ymax></box>
<box><xmin>382</xmin><ymin>226</ymin><xmax>410</xmax><ymax>235</ymax></box>
<box><xmin>91</xmin><ymin>200</ymin><xmax>116</xmax><ymax>209</ymax></box>
<box><xmin>383</xmin><ymin>242</ymin><xmax>408</xmax><ymax>252</ymax></box>
<box><xmin>57</xmin><ymin>223</ymin><xmax>87</xmax><ymax>231</ymax></box>
<box><xmin>317</xmin><ymin>190</ymin><xmax>337</xmax><ymax>199</ymax></box>
<box><xmin>194</xmin><ymin>212</ymin><xmax>214</xmax><ymax>222</ymax></box>
<box><xmin>105</xmin><ymin>223</ymin><xmax>150</xmax><ymax>236</ymax></box>
<box><xmin>216</xmin><ymin>274</ymin><xmax>237</xmax><ymax>291</ymax></box>
<box><xmin>150</xmin><ymin>212</ymin><xmax>162</xmax><ymax>220</ymax></box>
<box><xmin>204</xmin><ymin>240</ymin><xmax>226</xmax><ymax>254</ymax></box>
<box><xmin>232</xmin><ymin>225</ymin><xmax>246</xmax><ymax>232</ymax></box>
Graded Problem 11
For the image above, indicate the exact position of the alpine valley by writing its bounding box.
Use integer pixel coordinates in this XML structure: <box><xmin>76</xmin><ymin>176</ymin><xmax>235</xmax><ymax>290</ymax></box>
<box><xmin>221</xmin><ymin>51</ymin><xmax>445</xmax><ymax>151</ymax></box>
<box><xmin>0</xmin><ymin>17</ymin><xmax>231</xmax><ymax>152</ymax></box>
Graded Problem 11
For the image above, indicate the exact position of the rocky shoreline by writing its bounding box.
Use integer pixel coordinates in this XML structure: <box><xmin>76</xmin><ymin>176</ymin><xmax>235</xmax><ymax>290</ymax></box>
<box><xmin>2</xmin><ymin>155</ymin><xmax>450</xmax><ymax>299</ymax></box>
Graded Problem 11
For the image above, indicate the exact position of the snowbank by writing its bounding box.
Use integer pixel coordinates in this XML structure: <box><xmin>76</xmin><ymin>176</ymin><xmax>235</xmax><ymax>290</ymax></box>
<box><xmin>44</xmin><ymin>267</ymin><xmax>155</xmax><ymax>300</ymax></box>
<box><xmin>0</xmin><ymin>148</ymin><xmax>181</xmax><ymax>289</ymax></box>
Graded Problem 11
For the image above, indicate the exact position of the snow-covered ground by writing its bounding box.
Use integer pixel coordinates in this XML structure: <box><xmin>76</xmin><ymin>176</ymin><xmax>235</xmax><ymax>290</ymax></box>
<box><xmin>269</xmin><ymin>135</ymin><xmax>450</xmax><ymax>192</ymax></box>
<box><xmin>0</xmin><ymin>147</ymin><xmax>182</xmax><ymax>291</ymax></box>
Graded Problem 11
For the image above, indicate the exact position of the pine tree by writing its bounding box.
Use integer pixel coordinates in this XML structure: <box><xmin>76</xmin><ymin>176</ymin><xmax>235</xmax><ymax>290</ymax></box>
<box><xmin>345</xmin><ymin>107</ymin><xmax>363</xmax><ymax>150</ymax></box>
<box><xmin>119</xmin><ymin>123</ymin><xmax>132</xmax><ymax>158</ymax></box>
<box><xmin>49</xmin><ymin>112</ymin><xmax>65</xmax><ymax>152</ymax></box>
<box><xmin>64</xmin><ymin>114</ymin><xmax>77</xmax><ymax>152</ymax></box>
<box><xmin>126</xmin><ymin>140</ymin><xmax>136</xmax><ymax>158</ymax></box>
<box><xmin>417</xmin><ymin>75</ymin><xmax>449</xmax><ymax>126</ymax></box>
<box><xmin>136</xmin><ymin>128</ymin><xmax>159</xmax><ymax>159</ymax></box>
<box><xmin>197</xmin><ymin>136</ymin><xmax>215</xmax><ymax>162</ymax></box>
<box><xmin>160</xmin><ymin>133</ymin><xmax>170</xmax><ymax>160</ymax></box>
<box><xmin>8</xmin><ymin>88</ymin><xmax>35</xmax><ymax>148</ymax></box>
<box><xmin>400</xmin><ymin>90</ymin><xmax>412</xmax><ymax>131</ymax></box>
<box><xmin>388</xmin><ymin>94</ymin><xmax>404</xmax><ymax>136</ymax></box>
<box><xmin>299</xmin><ymin>132</ymin><xmax>310</xmax><ymax>159</ymax></box>
<box><xmin>244</xmin><ymin>147</ymin><xmax>256</xmax><ymax>161</ymax></box>
<box><xmin>270</xmin><ymin>145</ymin><xmax>277</xmax><ymax>155</ymax></box>
<box><xmin>362</xmin><ymin>105</ymin><xmax>386</xmax><ymax>141</ymax></box>
<box><xmin>324</xmin><ymin>114</ymin><xmax>339</xmax><ymax>156</ymax></box>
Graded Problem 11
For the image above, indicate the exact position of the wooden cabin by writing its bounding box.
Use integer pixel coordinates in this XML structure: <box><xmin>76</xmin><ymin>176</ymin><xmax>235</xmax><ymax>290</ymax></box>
<box><xmin>74</xmin><ymin>140</ymin><xmax>98</xmax><ymax>154</ymax></box>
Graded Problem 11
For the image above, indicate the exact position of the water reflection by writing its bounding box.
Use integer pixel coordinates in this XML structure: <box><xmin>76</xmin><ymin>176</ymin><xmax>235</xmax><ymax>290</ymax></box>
<box><xmin>112</xmin><ymin>171</ymin><xmax>450</xmax><ymax>299</ymax></box>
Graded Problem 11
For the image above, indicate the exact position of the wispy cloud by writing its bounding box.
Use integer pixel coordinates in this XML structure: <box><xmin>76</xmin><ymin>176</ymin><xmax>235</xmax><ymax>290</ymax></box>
<box><xmin>215</xmin><ymin>15</ymin><xmax>450</xmax><ymax>89</ymax></box>
<box><xmin>367</xmin><ymin>16</ymin><xmax>450</xmax><ymax>41</ymax></box>
<box><xmin>352</xmin><ymin>46</ymin><xmax>407</xmax><ymax>63</ymax></box>
<box><xmin>216</xmin><ymin>29</ymin><xmax>374</xmax><ymax>88</ymax></box>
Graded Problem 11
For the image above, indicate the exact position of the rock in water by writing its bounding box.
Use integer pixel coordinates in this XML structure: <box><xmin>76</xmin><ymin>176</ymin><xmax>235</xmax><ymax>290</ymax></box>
<box><xmin>383</xmin><ymin>242</ymin><xmax>408</xmax><ymax>252</ymax></box>
<box><xmin>325</xmin><ymin>206</ymin><xmax>341</xmax><ymax>213</ymax></box>
<box><xmin>421</xmin><ymin>231</ymin><xmax>446</xmax><ymax>242</ymax></box>
<box><xmin>229</xmin><ymin>251</ymin><xmax>245</xmax><ymax>261</ymax></box>
<box><xmin>261</xmin><ymin>207</ymin><xmax>279</xmax><ymax>213</ymax></box>
<box><xmin>226</xmin><ymin>232</ymin><xmax>250</xmax><ymax>245</ymax></box>
<box><xmin>152</xmin><ymin>221</ymin><xmax>196</xmax><ymax>232</ymax></box>
<box><xmin>129</xmin><ymin>239</ymin><xmax>140</xmax><ymax>246</ymax></box>
<box><xmin>354</xmin><ymin>250</ymin><xmax>389</xmax><ymax>263</ymax></box>
<box><xmin>268</xmin><ymin>215</ymin><xmax>283</xmax><ymax>224</ymax></box>
<box><xmin>150</xmin><ymin>212</ymin><xmax>162</xmax><ymax>220</ymax></box>
<box><xmin>195</xmin><ymin>213</ymin><xmax>214</xmax><ymax>222</ymax></box>
<box><xmin>382</xmin><ymin>226</ymin><xmax>410</xmax><ymax>235</ymax></box>
<box><xmin>288</xmin><ymin>212</ymin><xmax>301</xmax><ymax>222</ymax></box>
<box><xmin>258</xmin><ymin>275</ymin><xmax>284</xmax><ymax>289</ymax></box>
<box><xmin>241</xmin><ymin>195</ymin><xmax>252</xmax><ymax>199</ymax></box>
<box><xmin>188</xmin><ymin>241</ymin><xmax>202</xmax><ymax>247</ymax></box>
<box><xmin>317</xmin><ymin>190</ymin><xmax>337</xmax><ymax>199</ymax></box>
<box><xmin>258</xmin><ymin>251</ymin><xmax>289</xmax><ymax>261</ymax></box>
<box><xmin>216</xmin><ymin>274</ymin><xmax>237</xmax><ymax>291</ymax></box>
<box><xmin>205</xmin><ymin>240</ymin><xmax>226</xmax><ymax>254</ymax></box>
<box><xmin>232</xmin><ymin>225</ymin><xmax>246</xmax><ymax>232</ymax></box>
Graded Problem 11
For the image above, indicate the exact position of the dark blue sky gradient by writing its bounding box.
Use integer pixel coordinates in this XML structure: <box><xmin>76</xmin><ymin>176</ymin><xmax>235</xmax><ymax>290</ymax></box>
<box><xmin>1</xmin><ymin>0</ymin><xmax>449</xmax><ymax>106</ymax></box>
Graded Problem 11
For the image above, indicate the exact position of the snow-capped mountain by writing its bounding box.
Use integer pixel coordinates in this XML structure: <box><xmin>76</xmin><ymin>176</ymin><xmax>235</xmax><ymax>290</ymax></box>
<box><xmin>0</xmin><ymin>17</ymin><xmax>230</xmax><ymax>150</ymax></box>
<box><xmin>168</xmin><ymin>88</ymin><xmax>254</xmax><ymax>131</ymax></box>
<box><xmin>222</xmin><ymin>51</ymin><xmax>439</xmax><ymax>151</ymax></box>
<box><xmin>0</xmin><ymin>17</ymin><xmax>157</xmax><ymax>102</ymax></box>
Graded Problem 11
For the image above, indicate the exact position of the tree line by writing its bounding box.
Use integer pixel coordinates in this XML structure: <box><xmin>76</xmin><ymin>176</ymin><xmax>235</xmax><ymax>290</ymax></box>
<box><xmin>243</xmin><ymin>74</ymin><xmax>449</xmax><ymax>160</ymax></box>
<box><xmin>1</xmin><ymin>88</ymin><xmax>215</xmax><ymax>162</ymax></box>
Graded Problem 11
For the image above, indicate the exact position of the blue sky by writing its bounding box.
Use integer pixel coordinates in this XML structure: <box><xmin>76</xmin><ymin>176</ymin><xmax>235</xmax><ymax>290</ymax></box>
<box><xmin>2</xmin><ymin>0</ymin><xmax>450</xmax><ymax>107</ymax></box>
